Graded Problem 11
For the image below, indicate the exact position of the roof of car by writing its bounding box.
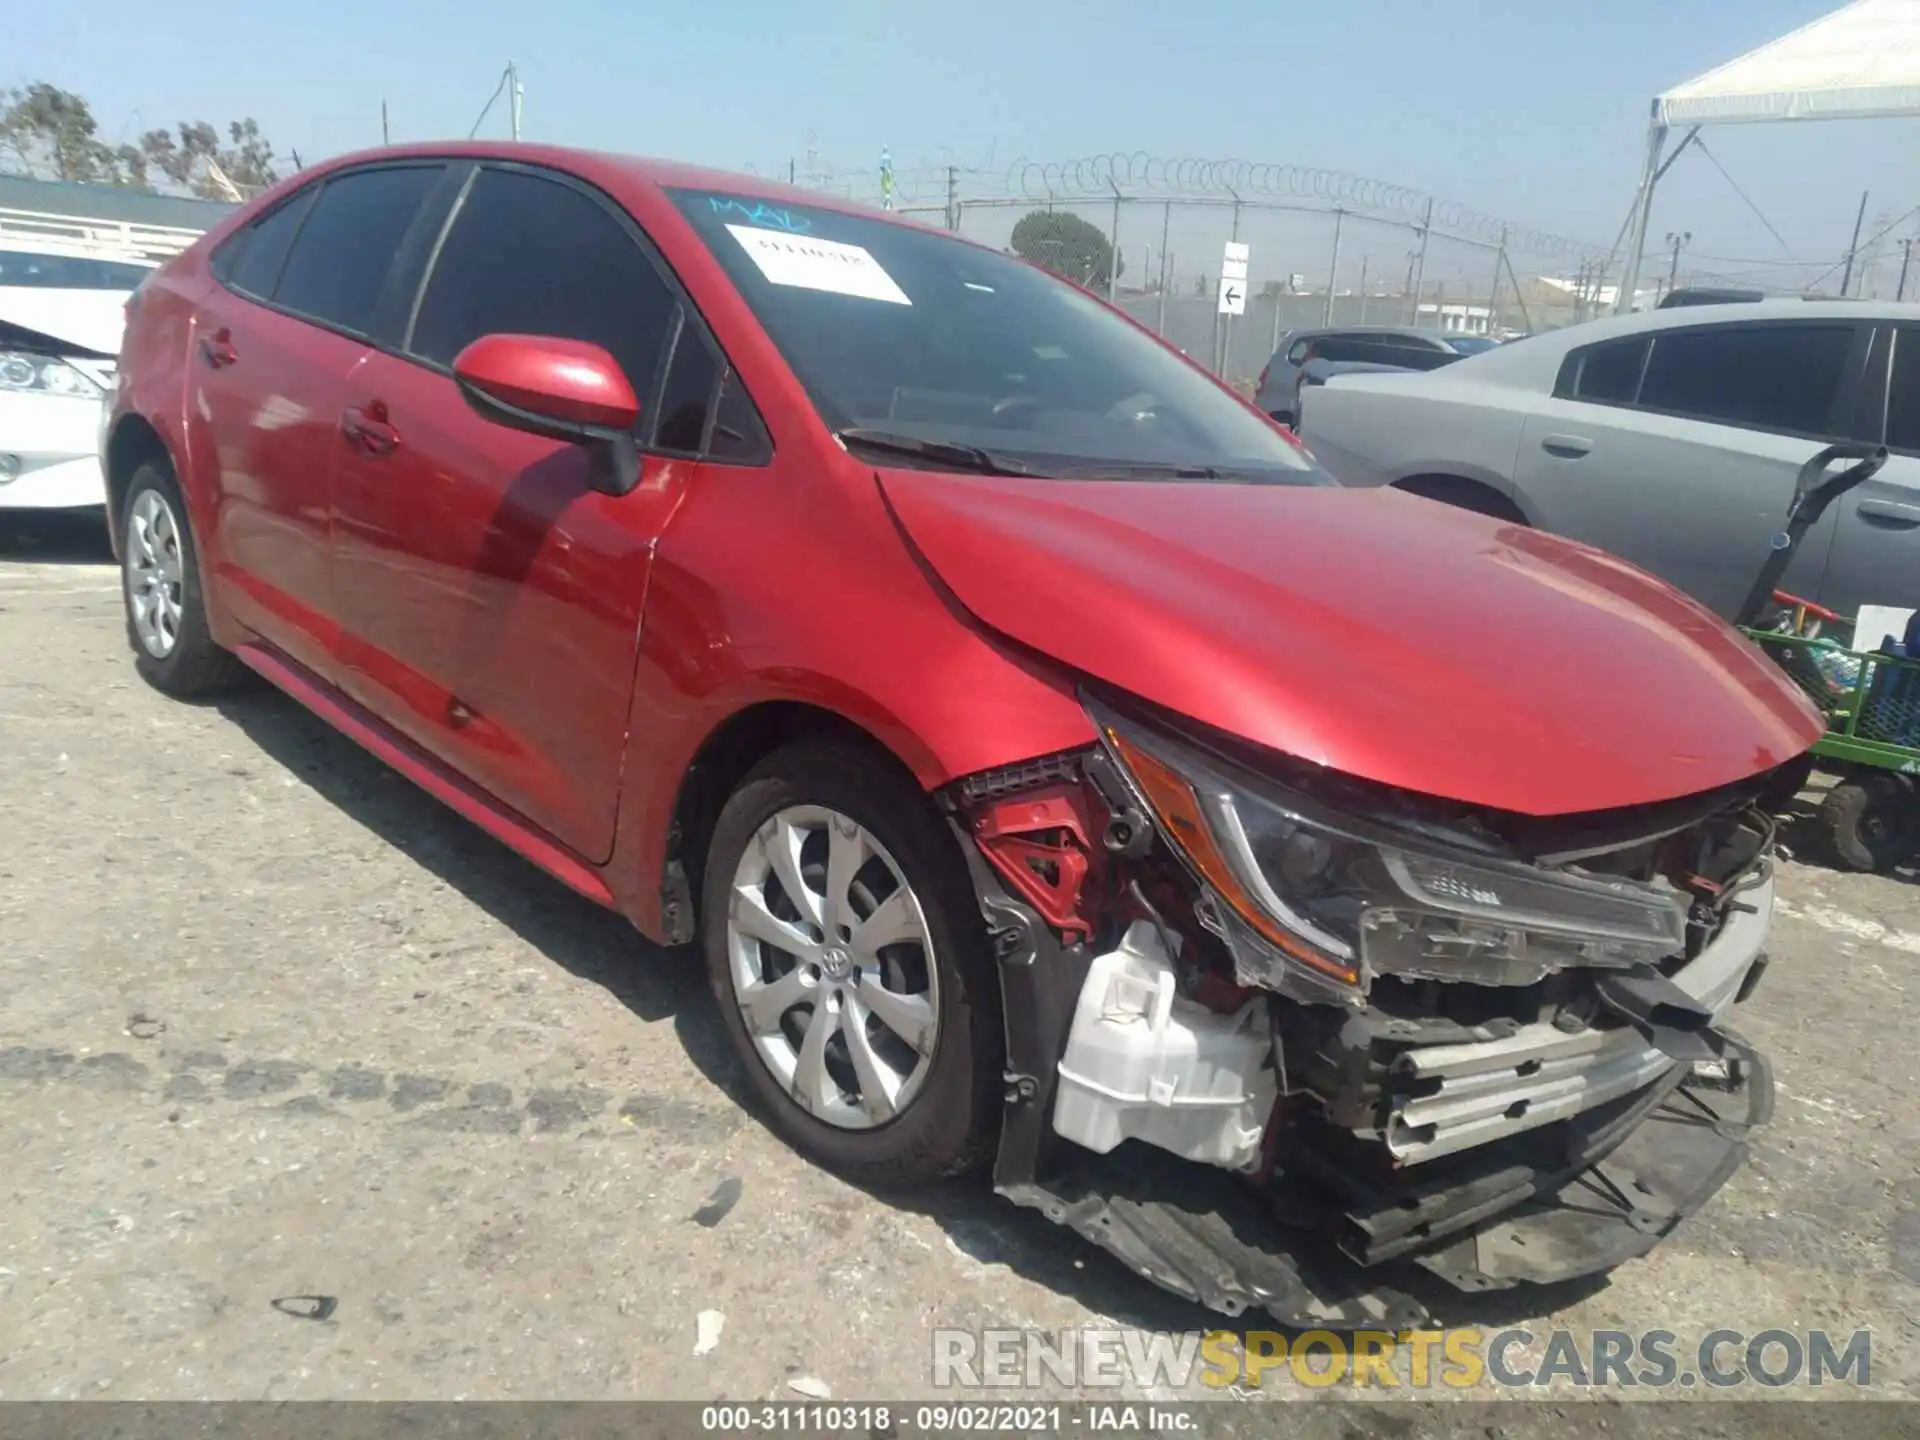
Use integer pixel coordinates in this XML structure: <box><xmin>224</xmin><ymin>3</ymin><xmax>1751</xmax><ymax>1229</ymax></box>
<box><xmin>1416</xmin><ymin>296</ymin><xmax>1920</xmax><ymax>388</ymax></box>
<box><xmin>288</xmin><ymin>141</ymin><xmax>929</xmax><ymax>230</ymax></box>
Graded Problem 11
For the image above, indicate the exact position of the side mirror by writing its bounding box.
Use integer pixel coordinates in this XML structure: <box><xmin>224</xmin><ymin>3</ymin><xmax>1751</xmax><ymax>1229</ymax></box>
<box><xmin>452</xmin><ymin>334</ymin><xmax>643</xmax><ymax>496</ymax></box>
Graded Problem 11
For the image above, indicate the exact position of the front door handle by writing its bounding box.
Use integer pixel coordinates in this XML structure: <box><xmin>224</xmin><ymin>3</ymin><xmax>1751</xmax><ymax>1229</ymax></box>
<box><xmin>341</xmin><ymin>402</ymin><xmax>401</xmax><ymax>457</ymax></box>
<box><xmin>1540</xmin><ymin>434</ymin><xmax>1593</xmax><ymax>459</ymax></box>
<box><xmin>1857</xmin><ymin>498</ymin><xmax>1920</xmax><ymax>526</ymax></box>
<box><xmin>197</xmin><ymin>327</ymin><xmax>237</xmax><ymax>368</ymax></box>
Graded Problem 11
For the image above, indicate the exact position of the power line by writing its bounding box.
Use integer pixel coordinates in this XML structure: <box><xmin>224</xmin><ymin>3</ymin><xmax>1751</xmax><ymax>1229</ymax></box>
<box><xmin>468</xmin><ymin>65</ymin><xmax>511</xmax><ymax>140</ymax></box>
<box><xmin>1802</xmin><ymin>201</ymin><xmax>1920</xmax><ymax>292</ymax></box>
<box><xmin>1692</xmin><ymin>136</ymin><xmax>1800</xmax><ymax>263</ymax></box>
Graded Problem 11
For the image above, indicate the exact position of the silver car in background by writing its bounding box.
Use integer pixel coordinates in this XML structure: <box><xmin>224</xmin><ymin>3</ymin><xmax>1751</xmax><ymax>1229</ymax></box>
<box><xmin>1296</xmin><ymin>300</ymin><xmax>1920</xmax><ymax>621</ymax></box>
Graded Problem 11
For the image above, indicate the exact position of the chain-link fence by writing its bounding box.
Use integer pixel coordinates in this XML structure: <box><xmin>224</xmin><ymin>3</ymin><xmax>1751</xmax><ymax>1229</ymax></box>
<box><xmin>799</xmin><ymin>151</ymin><xmax>1780</xmax><ymax>386</ymax></box>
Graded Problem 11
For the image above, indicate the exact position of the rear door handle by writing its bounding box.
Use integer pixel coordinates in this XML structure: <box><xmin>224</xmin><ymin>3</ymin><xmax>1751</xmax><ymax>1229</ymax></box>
<box><xmin>197</xmin><ymin>327</ymin><xmax>237</xmax><ymax>368</ymax></box>
<box><xmin>341</xmin><ymin>402</ymin><xmax>400</xmax><ymax>457</ymax></box>
<box><xmin>1857</xmin><ymin>498</ymin><xmax>1920</xmax><ymax>526</ymax></box>
<box><xmin>1540</xmin><ymin>434</ymin><xmax>1593</xmax><ymax>459</ymax></box>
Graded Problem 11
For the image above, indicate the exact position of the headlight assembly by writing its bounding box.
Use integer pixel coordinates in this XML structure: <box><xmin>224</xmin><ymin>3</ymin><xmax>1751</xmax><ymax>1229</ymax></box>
<box><xmin>0</xmin><ymin>351</ymin><xmax>105</xmax><ymax>400</ymax></box>
<box><xmin>1096</xmin><ymin>710</ymin><xmax>1688</xmax><ymax>1002</ymax></box>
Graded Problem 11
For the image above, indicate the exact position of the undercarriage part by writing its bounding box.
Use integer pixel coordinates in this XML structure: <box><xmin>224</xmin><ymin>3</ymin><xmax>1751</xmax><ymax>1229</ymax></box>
<box><xmin>1410</xmin><ymin>1038</ymin><xmax>1771</xmax><ymax>1291</ymax></box>
<box><xmin>951</xmin><ymin>819</ymin><xmax>1092</xmax><ymax>1194</ymax></box>
<box><xmin>1051</xmin><ymin>921</ymin><xmax>1276</xmax><ymax>1171</ymax></box>
<box><xmin>999</xmin><ymin>1150</ymin><xmax>1432</xmax><ymax>1328</ymax></box>
<box><xmin>1593</xmin><ymin>968</ymin><xmax>1717</xmax><ymax>1061</ymax></box>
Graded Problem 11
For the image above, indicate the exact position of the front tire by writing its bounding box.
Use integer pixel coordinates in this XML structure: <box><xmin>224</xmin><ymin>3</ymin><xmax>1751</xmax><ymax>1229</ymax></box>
<box><xmin>120</xmin><ymin>461</ymin><xmax>249</xmax><ymax>698</ymax></box>
<box><xmin>701</xmin><ymin>737</ymin><xmax>1000</xmax><ymax>1186</ymax></box>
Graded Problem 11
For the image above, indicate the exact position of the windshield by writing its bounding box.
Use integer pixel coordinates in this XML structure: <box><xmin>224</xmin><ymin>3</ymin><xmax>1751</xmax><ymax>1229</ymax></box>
<box><xmin>669</xmin><ymin>189</ymin><xmax>1320</xmax><ymax>482</ymax></box>
<box><xmin>0</xmin><ymin>250</ymin><xmax>154</xmax><ymax>291</ymax></box>
<box><xmin>1443</xmin><ymin>335</ymin><xmax>1498</xmax><ymax>355</ymax></box>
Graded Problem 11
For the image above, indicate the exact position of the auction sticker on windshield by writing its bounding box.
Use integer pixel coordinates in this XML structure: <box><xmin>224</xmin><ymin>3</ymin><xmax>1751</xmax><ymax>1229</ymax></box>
<box><xmin>724</xmin><ymin>224</ymin><xmax>911</xmax><ymax>305</ymax></box>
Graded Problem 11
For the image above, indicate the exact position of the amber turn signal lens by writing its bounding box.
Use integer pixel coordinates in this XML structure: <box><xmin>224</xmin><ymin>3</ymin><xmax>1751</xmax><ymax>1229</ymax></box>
<box><xmin>1104</xmin><ymin>727</ymin><xmax>1358</xmax><ymax>985</ymax></box>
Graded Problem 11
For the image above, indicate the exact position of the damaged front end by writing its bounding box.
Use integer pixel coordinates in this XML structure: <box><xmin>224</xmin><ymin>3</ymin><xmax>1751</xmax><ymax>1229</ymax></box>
<box><xmin>946</xmin><ymin>696</ymin><xmax>1791</xmax><ymax>1328</ymax></box>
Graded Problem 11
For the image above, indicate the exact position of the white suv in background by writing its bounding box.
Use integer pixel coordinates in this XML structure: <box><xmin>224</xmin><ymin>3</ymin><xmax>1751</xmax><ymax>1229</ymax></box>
<box><xmin>0</xmin><ymin>230</ymin><xmax>162</xmax><ymax>513</ymax></box>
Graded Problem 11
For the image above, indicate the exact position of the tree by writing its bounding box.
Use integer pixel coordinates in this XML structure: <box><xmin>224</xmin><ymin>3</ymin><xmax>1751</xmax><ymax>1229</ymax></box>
<box><xmin>1010</xmin><ymin>210</ymin><xmax>1122</xmax><ymax>290</ymax></box>
<box><xmin>135</xmin><ymin>119</ymin><xmax>279</xmax><ymax>199</ymax></box>
<box><xmin>0</xmin><ymin>81</ymin><xmax>279</xmax><ymax>198</ymax></box>
<box><xmin>0</xmin><ymin>83</ymin><xmax>118</xmax><ymax>183</ymax></box>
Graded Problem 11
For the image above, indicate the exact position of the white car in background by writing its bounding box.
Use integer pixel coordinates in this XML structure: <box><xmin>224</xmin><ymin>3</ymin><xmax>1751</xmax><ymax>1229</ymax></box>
<box><xmin>0</xmin><ymin>233</ymin><xmax>160</xmax><ymax>512</ymax></box>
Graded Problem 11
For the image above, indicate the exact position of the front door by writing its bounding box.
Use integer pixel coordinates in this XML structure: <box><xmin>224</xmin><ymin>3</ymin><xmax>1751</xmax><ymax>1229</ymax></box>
<box><xmin>328</xmin><ymin>163</ymin><xmax>707</xmax><ymax>861</ymax></box>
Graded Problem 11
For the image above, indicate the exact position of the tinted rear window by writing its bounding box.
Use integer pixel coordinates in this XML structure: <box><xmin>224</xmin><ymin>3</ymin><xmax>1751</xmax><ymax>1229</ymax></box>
<box><xmin>227</xmin><ymin>189</ymin><xmax>315</xmax><ymax>299</ymax></box>
<box><xmin>1568</xmin><ymin>336</ymin><xmax>1647</xmax><ymax>404</ymax></box>
<box><xmin>273</xmin><ymin>166</ymin><xmax>440</xmax><ymax>336</ymax></box>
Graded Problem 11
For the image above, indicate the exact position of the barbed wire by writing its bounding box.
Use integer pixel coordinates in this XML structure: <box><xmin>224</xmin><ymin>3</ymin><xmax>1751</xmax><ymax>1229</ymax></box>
<box><xmin>1000</xmin><ymin>151</ymin><xmax>1608</xmax><ymax>262</ymax></box>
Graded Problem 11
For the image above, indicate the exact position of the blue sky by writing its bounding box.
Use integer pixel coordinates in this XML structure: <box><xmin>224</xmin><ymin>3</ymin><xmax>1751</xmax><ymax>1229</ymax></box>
<box><xmin>11</xmin><ymin>0</ymin><xmax>1916</xmax><ymax>291</ymax></box>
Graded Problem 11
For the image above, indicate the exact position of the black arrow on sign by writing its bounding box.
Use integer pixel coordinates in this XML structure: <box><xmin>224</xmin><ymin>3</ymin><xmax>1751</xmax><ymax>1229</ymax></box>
<box><xmin>1224</xmin><ymin>285</ymin><xmax>1242</xmax><ymax>306</ymax></box>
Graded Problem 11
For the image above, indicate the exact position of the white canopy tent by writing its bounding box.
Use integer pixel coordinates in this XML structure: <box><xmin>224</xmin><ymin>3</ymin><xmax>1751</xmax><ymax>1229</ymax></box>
<box><xmin>1617</xmin><ymin>0</ymin><xmax>1920</xmax><ymax>310</ymax></box>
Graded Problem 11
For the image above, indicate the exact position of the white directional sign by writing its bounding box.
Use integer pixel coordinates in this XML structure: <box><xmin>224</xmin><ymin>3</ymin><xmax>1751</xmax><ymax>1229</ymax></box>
<box><xmin>1218</xmin><ymin>241</ymin><xmax>1249</xmax><ymax>315</ymax></box>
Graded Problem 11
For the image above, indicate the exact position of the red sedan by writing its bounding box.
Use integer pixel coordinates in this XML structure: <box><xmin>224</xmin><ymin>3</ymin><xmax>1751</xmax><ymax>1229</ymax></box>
<box><xmin>104</xmin><ymin>142</ymin><xmax>1819</xmax><ymax>1325</ymax></box>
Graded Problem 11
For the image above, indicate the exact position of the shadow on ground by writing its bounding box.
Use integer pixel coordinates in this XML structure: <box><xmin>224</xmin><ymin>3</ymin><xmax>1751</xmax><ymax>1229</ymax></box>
<box><xmin>212</xmin><ymin>680</ymin><xmax>1594</xmax><ymax>1340</ymax></box>
<box><xmin>0</xmin><ymin>511</ymin><xmax>114</xmax><ymax>566</ymax></box>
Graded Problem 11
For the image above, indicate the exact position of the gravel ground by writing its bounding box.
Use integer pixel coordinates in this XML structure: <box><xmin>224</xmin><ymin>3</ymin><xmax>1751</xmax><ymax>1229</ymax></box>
<box><xmin>1</xmin><ymin>513</ymin><xmax>1916</xmax><ymax>1410</ymax></box>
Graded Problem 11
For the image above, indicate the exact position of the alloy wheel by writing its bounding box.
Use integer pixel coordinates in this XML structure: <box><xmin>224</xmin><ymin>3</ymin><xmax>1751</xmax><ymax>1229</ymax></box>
<box><xmin>125</xmin><ymin>489</ymin><xmax>185</xmax><ymax>660</ymax></box>
<box><xmin>726</xmin><ymin>805</ymin><xmax>940</xmax><ymax>1129</ymax></box>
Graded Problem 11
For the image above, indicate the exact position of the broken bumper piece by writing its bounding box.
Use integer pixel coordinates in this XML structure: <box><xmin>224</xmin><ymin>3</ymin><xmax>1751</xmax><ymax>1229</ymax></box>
<box><xmin>999</xmin><ymin>1039</ymin><xmax>1770</xmax><ymax>1327</ymax></box>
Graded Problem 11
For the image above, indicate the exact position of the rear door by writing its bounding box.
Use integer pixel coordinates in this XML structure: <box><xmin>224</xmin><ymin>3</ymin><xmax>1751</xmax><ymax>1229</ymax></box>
<box><xmin>186</xmin><ymin>163</ymin><xmax>444</xmax><ymax>677</ymax></box>
<box><xmin>1822</xmin><ymin>321</ymin><xmax>1920</xmax><ymax>616</ymax></box>
<box><xmin>1510</xmin><ymin>319</ymin><xmax>1869</xmax><ymax>618</ymax></box>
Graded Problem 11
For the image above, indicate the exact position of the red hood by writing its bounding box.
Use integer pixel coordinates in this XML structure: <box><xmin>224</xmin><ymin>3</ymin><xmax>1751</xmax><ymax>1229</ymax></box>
<box><xmin>876</xmin><ymin>470</ymin><xmax>1824</xmax><ymax>817</ymax></box>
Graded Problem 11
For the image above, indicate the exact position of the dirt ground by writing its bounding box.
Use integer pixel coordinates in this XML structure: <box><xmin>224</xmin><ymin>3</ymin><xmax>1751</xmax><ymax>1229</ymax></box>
<box><xmin>1</xmin><ymin>512</ymin><xmax>1916</xmax><ymax>1409</ymax></box>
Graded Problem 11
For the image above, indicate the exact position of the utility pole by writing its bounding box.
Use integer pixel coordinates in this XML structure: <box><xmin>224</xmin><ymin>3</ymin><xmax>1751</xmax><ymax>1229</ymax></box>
<box><xmin>1357</xmin><ymin>255</ymin><xmax>1370</xmax><ymax>324</ymax></box>
<box><xmin>1900</xmin><ymin>238</ymin><xmax>1914</xmax><ymax>303</ymax></box>
<box><xmin>1323</xmin><ymin>208</ymin><xmax>1345</xmax><ymax>326</ymax></box>
<box><xmin>1664</xmin><ymin>230</ymin><xmax>1690</xmax><ymax>298</ymax></box>
<box><xmin>381</xmin><ymin>100</ymin><xmax>390</xmax><ymax>146</ymax></box>
<box><xmin>1840</xmin><ymin>190</ymin><xmax>1870</xmax><ymax>296</ymax></box>
<box><xmin>1488</xmin><ymin>227</ymin><xmax>1507</xmax><ymax>336</ymax></box>
<box><xmin>1156</xmin><ymin>202</ymin><xmax>1171</xmax><ymax>337</ymax></box>
<box><xmin>508</xmin><ymin>61</ymin><xmax>523</xmax><ymax>141</ymax></box>
<box><xmin>1405</xmin><ymin>197</ymin><xmax>1433</xmax><ymax>327</ymax></box>
<box><xmin>945</xmin><ymin>164</ymin><xmax>959</xmax><ymax>231</ymax></box>
<box><xmin>1401</xmin><ymin>247</ymin><xmax>1420</xmax><ymax>326</ymax></box>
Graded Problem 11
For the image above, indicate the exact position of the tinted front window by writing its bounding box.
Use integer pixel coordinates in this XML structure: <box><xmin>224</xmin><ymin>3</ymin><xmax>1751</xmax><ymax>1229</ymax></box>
<box><xmin>1638</xmin><ymin>324</ymin><xmax>1854</xmax><ymax>436</ymax></box>
<box><xmin>669</xmin><ymin>189</ymin><xmax>1318</xmax><ymax>480</ymax></box>
<box><xmin>0</xmin><ymin>250</ymin><xmax>154</xmax><ymax>290</ymax></box>
<box><xmin>1445</xmin><ymin>335</ymin><xmax>1497</xmax><ymax>355</ymax></box>
<box><xmin>228</xmin><ymin>189</ymin><xmax>315</xmax><ymax>299</ymax></box>
<box><xmin>410</xmin><ymin>167</ymin><xmax>676</xmax><ymax>400</ymax></box>
<box><xmin>274</xmin><ymin>166</ymin><xmax>439</xmax><ymax>335</ymax></box>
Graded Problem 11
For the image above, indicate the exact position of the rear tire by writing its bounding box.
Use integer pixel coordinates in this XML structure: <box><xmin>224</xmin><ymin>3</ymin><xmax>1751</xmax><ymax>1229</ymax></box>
<box><xmin>1817</xmin><ymin>773</ymin><xmax>1920</xmax><ymax>873</ymax></box>
<box><xmin>701</xmin><ymin>737</ymin><xmax>1000</xmax><ymax>1187</ymax></box>
<box><xmin>119</xmin><ymin>461</ymin><xmax>249</xmax><ymax>699</ymax></box>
